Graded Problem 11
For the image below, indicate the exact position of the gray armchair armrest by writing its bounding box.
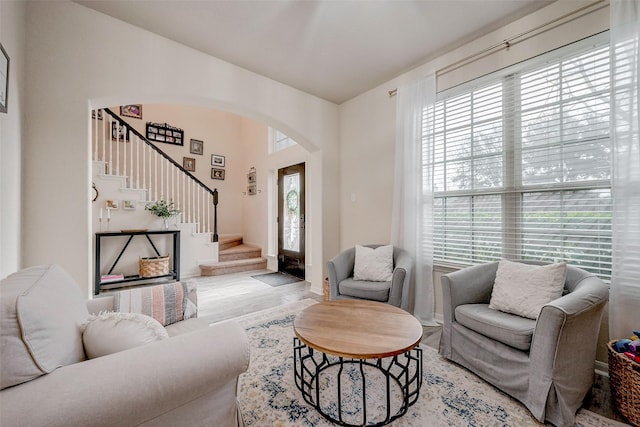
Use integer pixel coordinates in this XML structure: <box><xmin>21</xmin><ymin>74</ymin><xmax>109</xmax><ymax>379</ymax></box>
<box><xmin>327</xmin><ymin>247</ymin><xmax>356</xmax><ymax>300</ymax></box>
<box><xmin>527</xmin><ymin>276</ymin><xmax>609</xmax><ymax>424</ymax></box>
<box><xmin>0</xmin><ymin>321</ymin><xmax>250</xmax><ymax>427</ymax></box>
<box><xmin>439</xmin><ymin>262</ymin><xmax>499</xmax><ymax>359</ymax></box>
<box><xmin>388</xmin><ymin>248</ymin><xmax>412</xmax><ymax>307</ymax></box>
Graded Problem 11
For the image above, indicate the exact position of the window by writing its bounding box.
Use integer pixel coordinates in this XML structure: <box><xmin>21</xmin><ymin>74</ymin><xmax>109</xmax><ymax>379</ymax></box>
<box><xmin>431</xmin><ymin>35</ymin><xmax>612</xmax><ymax>279</ymax></box>
<box><xmin>269</xmin><ymin>127</ymin><xmax>297</xmax><ymax>153</ymax></box>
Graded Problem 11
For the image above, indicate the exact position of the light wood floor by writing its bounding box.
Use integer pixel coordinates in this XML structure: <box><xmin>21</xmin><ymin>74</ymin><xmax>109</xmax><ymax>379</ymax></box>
<box><xmin>188</xmin><ymin>269</ymin><xmax>323</xmax><ymax>324</ymax></box>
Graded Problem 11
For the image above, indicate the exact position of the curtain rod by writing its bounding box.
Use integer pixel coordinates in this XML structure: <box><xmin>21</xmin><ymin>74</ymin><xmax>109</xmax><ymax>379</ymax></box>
<box><xmin>388</xmin><ymin>0</ymin><xmax>608</xmax><ymax>98</ymax></box>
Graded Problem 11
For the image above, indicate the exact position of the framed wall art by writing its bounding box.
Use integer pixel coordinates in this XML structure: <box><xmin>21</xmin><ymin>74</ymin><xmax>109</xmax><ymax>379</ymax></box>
<box><xmin>111</xmin><ymin>122</ymin><xmax>129</xmax><ymax>142</ymax></box>
<box><xmin>190</xmin><ymin>139</ymin><xmax>203</xmax><ymax>155</ymax></box>
<box><xmin>146</xmin><ymin>122</ymin><xmax>184</xmax><ymax>146</ymax></box>
<box><xmin>247</xmin><ymin>185</ymin><xmax>257</xmax><ymax>196</ymax></box>
<box><xmin>247</xmin><ymin>168</ymin><xmax>256</xmax><ymax>184</ymax></box>
<box><xmin>211</xmin><ymin>168</ymin><xmax>225</xmax><ymax>180</ymax></box>
<box><xmin>0</xmin><ymin>43</ymin><xmax>9</xmax><ymax>113</ymax></box>
<box><xmin>105</xmin><ymin>199</ymin><xmax>119</xmax><ymax>209</ymax></box>
<box><xmin>211</xmin><ymin>154</ymin><xmax>225</xmax><ymax>168</ymax></box>
<box><xmin>183</xmin><ymin>157</ymin><xmax>196</xmax><ymax>172</ymax></box>
<box><xmin>92</xmin><ymin>109</ymin><xmax>103</xmax><ymax>120</ymax></box>
<box><xmin>122</xmin><ymin>200</ymin><xmax>136</xmax><ymax>210</ymax></box>
<box><xmin>120</xmin><ymin>104</ymin><xmax>142</xmax><ymax>119</ymax></box>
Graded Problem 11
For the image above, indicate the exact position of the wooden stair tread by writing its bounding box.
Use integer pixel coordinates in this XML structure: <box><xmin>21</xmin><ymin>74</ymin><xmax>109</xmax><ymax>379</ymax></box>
<box><xmin>199</xmin><ymin>257</ymin><xmax>267</xmax><ymax>276</ymax></box>
<box><xmin>200</xmin><ymin>257</ymin><xmax>266</xmax><ymax>268</ymax></box>
<box><xmin>220</xmin><ymin>243</ymin><xmax>260</xmax><ymax>254</ymax></box>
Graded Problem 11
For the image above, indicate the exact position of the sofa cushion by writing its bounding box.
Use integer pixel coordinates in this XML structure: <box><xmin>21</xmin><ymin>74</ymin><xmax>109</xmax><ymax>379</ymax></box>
<box><xmin>81</xmin><ymin>312</ymin><xmax>169</xmax><ymax>359</ymax></box>
<box><xmin>353</xmin><ymin>244</ymin><xmax>393</xmax><ymax>282</ymax></box>
<box><xmin>338</xmin><ymin>278</ymin><xmax>391</xmax><ymax>302</ymax></box>
<box><xmin>113</xmin><ymin>281</ymin><xmax>197</xmax><ymax>326</ymax></box>
<box><xmin>489</xmin><ymin>259</ymin><xmax>566</xmax><ymax>319</ymax></box>
<box><xmin>455</xmin><ymin>303</ymin><xmax>536</xmax><ymax>351</ymax></box>
<box><xmin>1</xmin><ymin>264</ymin><xmax>89</xmax><ymax>390</ymax></box>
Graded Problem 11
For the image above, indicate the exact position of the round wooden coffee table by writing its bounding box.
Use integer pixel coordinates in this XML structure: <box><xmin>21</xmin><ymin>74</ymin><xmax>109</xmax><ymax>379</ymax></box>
<box><xmin>293</xmin><ymin>300</ymin><xmax>423</xmax><ymax>427</ymax></box>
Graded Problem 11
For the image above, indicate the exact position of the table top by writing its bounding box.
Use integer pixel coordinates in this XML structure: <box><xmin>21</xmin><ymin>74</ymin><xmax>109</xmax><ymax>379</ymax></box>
<box><xmin>293</xmin><ymin>300</ymin><xmax>423</xmax><ymax>359</ymax></box>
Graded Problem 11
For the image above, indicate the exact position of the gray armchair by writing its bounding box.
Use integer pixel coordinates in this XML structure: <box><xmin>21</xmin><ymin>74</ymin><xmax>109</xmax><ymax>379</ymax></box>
<box><xmin>439</xmin><ymin>261</ymin><xmax>609</xmax><ymax>427</ymax></box>
<box><xmin>326</xmin><ymin>245</ymin><xmax>412</xmax><ymax>308</ymax></box>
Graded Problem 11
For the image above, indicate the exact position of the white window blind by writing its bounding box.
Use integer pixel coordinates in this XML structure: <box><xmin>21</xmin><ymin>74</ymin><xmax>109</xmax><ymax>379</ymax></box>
<box><xmin>432</xmin><ymin>35</ymin><xmax>612</xmax><ymax>279</ymax></box>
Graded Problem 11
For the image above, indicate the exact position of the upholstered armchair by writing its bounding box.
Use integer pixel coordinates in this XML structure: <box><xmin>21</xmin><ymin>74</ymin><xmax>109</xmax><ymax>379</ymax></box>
<box><xmin>326</xmin><ymin>244</ymin><xmax>412</xmax><ymax>308</ymax></box>
<box><xmin>439</xmin><ymin>260</ymin><xmax>609</xmax><ymax>427</ymax></box>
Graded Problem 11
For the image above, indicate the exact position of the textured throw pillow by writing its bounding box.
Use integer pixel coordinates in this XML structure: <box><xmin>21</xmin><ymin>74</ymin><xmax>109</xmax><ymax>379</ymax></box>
<box><xmin>1</xmin><ymin>264</ymin><xmax>90</xmax><ymax>390</ymax></box>
<box><xmin>489</xmin><ymin>259</ymin><xmax>567</xmax><ymax>319</ymax></box>
<box><xmin>353</xmin><ymin>245</ymin><xmax>394</xmax><ymax>282</ymax></box>
<box><xmin>81</xmin><ymin>312</ymin><xmax>169</xmax><ymax>359</ymax></box>
<box><xmin>113</xmin><ymin>281</ymin><xmax>197</xmax><ymax>326</ymax></box>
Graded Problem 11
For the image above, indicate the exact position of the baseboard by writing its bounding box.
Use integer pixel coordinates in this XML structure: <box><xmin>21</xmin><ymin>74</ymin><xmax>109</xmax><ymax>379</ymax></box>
<box><xmin>595</xmin><ymin>360</ymin><xmax>609</xmax><ymax>377</ymax></box>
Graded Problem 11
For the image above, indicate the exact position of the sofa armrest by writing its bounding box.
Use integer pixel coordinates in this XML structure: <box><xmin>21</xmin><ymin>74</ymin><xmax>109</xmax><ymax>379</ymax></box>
<box><xmin>388</xmin><ymin>249</ymin><xmax>413</xmax><ymax>307</ymax></box>
<box><xmin>87</xmin><ymin>294</ymin><xmax>114</xmax><ymax>314</ymax></box>
<box><xmin>0</xmin><ymin>321</ymin><xmax>250</xmax><ymax>427</ymax></box>
<box><xmin>439</xmin><ymin>262</ymin><xmax>499</xmax><ymax>359</ymax></box>
<box><xmin>327</xmin><ymin>247</ymin><xmax>356</xmax><ymax>300</ymax></box>
<box><xmin>527</xmin><ymin>277</ymin><xmax>609</xmax><ymax>422</ymax></box>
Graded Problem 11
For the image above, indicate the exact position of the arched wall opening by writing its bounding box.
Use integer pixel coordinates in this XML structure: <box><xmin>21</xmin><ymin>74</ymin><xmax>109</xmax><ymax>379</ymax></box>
<box><xmin>89</xmin><ymin>97</ymin><xmax>319</xmax><ymax>287</ymax></box>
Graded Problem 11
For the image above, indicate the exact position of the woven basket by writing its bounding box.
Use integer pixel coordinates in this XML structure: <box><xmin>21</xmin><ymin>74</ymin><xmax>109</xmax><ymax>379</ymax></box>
<box><xmin>139</xmin><ymin>256</ymin><xmax>170</xmax><ymax>278</ymax></box>
<box><xmin>607</xmin><ymin>340</ymin><xmax>640</xmax><ymax>426</ymax></box>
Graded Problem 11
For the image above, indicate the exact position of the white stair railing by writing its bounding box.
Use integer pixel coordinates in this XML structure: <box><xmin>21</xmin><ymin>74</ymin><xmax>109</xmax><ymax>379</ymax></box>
<box><xmin>91</xmin><ymin>108</ymin><xmax>216</xmax><ymax>235</ymax></box>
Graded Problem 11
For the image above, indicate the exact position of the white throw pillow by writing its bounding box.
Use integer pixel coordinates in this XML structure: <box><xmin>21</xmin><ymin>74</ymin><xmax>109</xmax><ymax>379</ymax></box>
<box><xmin>81</xmin><ymin>312</ymin><xmax>169</xmax><ymax>359</ymax></box>
<box><xmin>489</xmin><ymin>259</ymin><xmax>567</xmax><ymax>319</ymax></box>
<box><xmin>353</xmin><ymin>245</ymin><xmax>394</xmax><ymax>282</ymax></box>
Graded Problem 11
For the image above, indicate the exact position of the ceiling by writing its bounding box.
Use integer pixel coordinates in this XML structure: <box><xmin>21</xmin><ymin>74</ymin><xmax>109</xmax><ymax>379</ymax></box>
<box><xmin>75</xmin><ymin>0</ymin><xmax>553</xmax><ymax>104</ymax></box>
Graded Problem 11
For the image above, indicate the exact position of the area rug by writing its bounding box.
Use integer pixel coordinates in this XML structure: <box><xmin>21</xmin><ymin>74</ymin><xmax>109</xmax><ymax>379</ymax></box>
<box><xmin>250</xmin><ymin>272</ymin><xmax>303</xmax><ymax>287</ymax></box>
<box><xmin>233</xmin><ymin>299</ymin><xmax>627</xmax><ymax>427</ymax></box>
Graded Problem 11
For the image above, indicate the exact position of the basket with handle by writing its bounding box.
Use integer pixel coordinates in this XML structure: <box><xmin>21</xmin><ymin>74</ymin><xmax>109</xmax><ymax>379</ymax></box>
<box><xmin>607</xmin><ymin>340</ymin><xmax>640</xmax><ymax>426</ymax></box>
<box><xmin>139</xmin><ymin>256</ymin><xmax>170</xmax><ymax>278</ymax></box>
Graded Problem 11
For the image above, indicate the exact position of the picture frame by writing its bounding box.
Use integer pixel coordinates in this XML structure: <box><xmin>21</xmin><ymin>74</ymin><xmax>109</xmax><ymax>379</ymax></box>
<box><xmin>211</xmin><ymin>154</ymin><xmax>225</xmax><ymax>168</ymax></box>
<box><xmin>122</xmin><ymin>200</ymin><xmax>136</xmax><ymax>210</ymax></box>
<box><xmin>248</xmin><ymin>170</ymin><xmax>256</xmax><ymax>184</ymax></box>
<box><xmin>190</xmin><ymin>139</ymin><xmax>203</xmax><ymax>155</ymax></box>
<box><xmin>146</xmin><ymin>122</ymin><xmax>184</xmax><ymax>146</ymax></box>
<box><xmin>92</xmin><ymin>109</ymin><xmax>103</xmax><ymax>120</ymax></box>
<box><xmin>211</xmin><ymin>168</ymin><xmax>225</xmax><ymax>180</ymax></box>
<box><xmin>247</xmin><ymin>185</ymin><xmax>257</xmax><ymax>196</ymax></box>
<box><xmin>105</xmin><ymin>199</ymin><xmax>119</xmax><ymax>210</ymax></box>
<box><xmin>120</xmin><ymin>104</ymin><xmax>142</xmax><ymax>119</ymax></box>
<box><xmin>183</xmin><ymin>157</ymin><xmax>196</xmax><ymax>172</ymax></box>
<box><xmin>0</xmin><ymin>43</ymin><xmax>9</xmax><ymax>114</ymax></box>
<box><xmin>111</xmin><ymin>122</ymin><xmax>129</xmax><ymax>142</ymax></box>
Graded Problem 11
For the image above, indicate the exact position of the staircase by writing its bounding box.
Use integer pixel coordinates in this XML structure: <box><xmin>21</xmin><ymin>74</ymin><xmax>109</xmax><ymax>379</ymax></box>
<box><xmin>92</xmin><ymin>108</ymin><xmax>269</xmax><ymax>279</ymax></box>
<box><xmin>199</xmin><ymin>235</ymin><xmax>267</xmax><ymax>276</ymax></box>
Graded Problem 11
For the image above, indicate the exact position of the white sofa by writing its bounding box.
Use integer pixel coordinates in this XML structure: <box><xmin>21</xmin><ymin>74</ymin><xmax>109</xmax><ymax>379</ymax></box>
<box><xmin>0</xmin><ymin>264</ymin><xmax>250</xmax><ymax>427</ymax></box>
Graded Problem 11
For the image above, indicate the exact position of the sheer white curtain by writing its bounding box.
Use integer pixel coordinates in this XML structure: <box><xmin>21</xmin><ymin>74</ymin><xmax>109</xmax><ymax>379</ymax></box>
<box><xmin>391</xmin><ymin>74</ymin><xmax>437</xmax><ymax>326</ymax></box>
<box><xmin>610</xmin><ymin>0</ymin><xmax>640</xmax><ymax>339</ymax></box>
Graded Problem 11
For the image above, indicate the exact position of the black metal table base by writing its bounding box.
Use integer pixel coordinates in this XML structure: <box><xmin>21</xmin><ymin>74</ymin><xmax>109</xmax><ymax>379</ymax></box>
<box><xmin>293</xmin><ymin>337</ymin><xmax>422</xmax><ymax>427</ymax></box>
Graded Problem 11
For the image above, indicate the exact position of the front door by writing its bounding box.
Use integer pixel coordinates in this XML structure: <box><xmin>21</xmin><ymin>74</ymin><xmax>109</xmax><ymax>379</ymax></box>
<box><xmin>278</xmin><ymin>163</ymin><xmax>305</xmax><ymax>279</ymax></box>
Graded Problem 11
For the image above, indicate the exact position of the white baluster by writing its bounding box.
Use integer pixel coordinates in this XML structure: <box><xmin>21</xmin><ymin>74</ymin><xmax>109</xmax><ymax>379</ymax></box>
<box><xmin>101</xmin><ymin>110</ymin><xmax>106</xmax><ymax>166</ymax></box>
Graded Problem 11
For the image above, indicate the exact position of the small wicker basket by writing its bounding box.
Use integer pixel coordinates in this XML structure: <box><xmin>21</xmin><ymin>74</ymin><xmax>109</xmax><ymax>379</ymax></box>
<box><xmin>139</xmin><ymin>256</ymin><xmax>170</xmax><ymax>278</ymax></box>
<box><xmin>607</xmin><ymin>340</ymin><xmax>640</xmax><ymax>426</ymax></box>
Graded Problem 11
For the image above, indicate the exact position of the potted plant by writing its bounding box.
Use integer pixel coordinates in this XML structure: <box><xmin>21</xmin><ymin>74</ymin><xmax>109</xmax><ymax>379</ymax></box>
<box><xmin>145</xmin><ymin>199</ymin><xmax>180</xmax><ymax>230</ymax></box>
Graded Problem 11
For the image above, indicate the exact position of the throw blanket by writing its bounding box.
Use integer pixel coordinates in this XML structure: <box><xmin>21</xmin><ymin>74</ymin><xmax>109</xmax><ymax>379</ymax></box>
<box><xmin>114</xmin><ymin>282</ymin><xmax>197</xmax><ymax>326</ymax></box>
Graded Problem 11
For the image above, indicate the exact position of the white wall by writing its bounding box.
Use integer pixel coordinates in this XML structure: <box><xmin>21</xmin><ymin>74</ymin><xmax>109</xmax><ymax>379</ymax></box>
<box><xmin>0</xmin><ymin>0</ymin><xmax>27</xmax><ymax>279</ymax></box>
<box><xmin>23</xmin><ymin>1</ymin><xmax>339</xmax><ymax>295</ymax></box>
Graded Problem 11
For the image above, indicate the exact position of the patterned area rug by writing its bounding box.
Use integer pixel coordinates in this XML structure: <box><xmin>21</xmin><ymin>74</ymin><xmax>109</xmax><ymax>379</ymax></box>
<box><xmin>232</xmin><ymin>299</ymin><xmax>627</xmax><ymax>427</ymax></box>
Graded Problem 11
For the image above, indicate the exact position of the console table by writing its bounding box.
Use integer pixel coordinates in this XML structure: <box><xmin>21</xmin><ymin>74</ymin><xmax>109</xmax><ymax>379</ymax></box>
<box><xmin>94</xmin><ymin>230</ymin><xmax>180</xmax><ymax>295</ymax></box>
